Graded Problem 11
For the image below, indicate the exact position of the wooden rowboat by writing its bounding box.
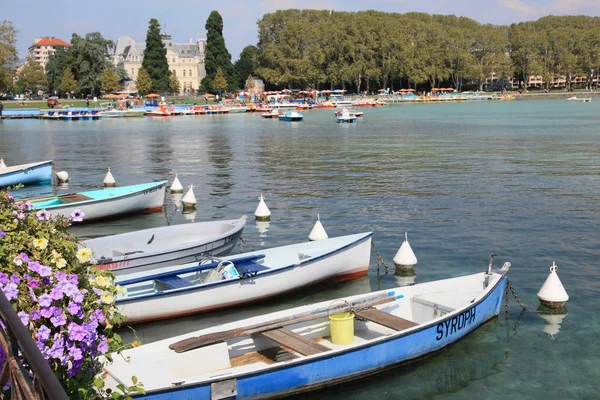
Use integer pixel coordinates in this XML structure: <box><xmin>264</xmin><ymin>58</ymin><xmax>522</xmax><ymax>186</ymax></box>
<box><xmin>84</xmin><ymin>216</ymin><xmax>247</xmax><ymax>276</ymax></box>
<box><xmin>28</xmin><ymin>181</ymin><xmax>167</xmax><ymax>222</ymax></box>
<box><xmin>115</xmin><ymin>232</ymin><xmax>373</xmax><ymax>323</ymax></box>
<box><xmin>0</xmin><ymin>160</ymin><xmax>53</xmax><ymax>187</ymax></box>
<box><xmin>104</xmin><ymin>261</ymin><xmax>511</xmax><ymax>398</ymax></box>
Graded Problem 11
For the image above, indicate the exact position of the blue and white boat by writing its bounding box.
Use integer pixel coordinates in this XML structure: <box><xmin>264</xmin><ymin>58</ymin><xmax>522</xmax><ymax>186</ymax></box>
<box><xmin>278</xmin><ymin>111</ymin><xmax>303</xmax><ymax>121</ymax></box>
<box><xmin>104</xmin><ymin>261</ymin><xmax>511</xmax><ymax>398</ymax></box>
<box><xmin>0</xmin><ymin>160</ymin><xmax>53</xmax><ymax>187</ymax></box>
<box><xmin>27</xmin><ymin>181</ymin><xmax>167</xmax><ymax>222</ymax></box>
<box><xmin>336</xmin><ymin>108</ymin><xmax>357</xmax><ymax>123</ymax></box>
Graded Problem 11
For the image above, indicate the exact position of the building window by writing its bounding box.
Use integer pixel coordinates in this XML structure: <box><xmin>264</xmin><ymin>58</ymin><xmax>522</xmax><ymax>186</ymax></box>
<box><xmin>183</xmin><ymin>70</ymin><xmax>186</xmax><ymax>77</ymax></box>
<box><xmin>189</xmin><ymin>70</ymin><xmax>192</xmax><ymax>76</ymax></box>
<box><xmin>172</xmin><ymin>70</ymin><xmax>176</xmax><ymax>76</ymax></box>
<box><xmin>132</xmin><ymin>68</ymin><xmax>134</xmax><ymax>75</ymax></box>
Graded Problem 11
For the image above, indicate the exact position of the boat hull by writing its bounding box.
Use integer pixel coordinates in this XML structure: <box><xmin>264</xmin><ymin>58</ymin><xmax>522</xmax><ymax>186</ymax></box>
<box><xmin>116</xmin><ymin>233</ymin><xmax>372</xmax><ymax>323</ymax></box>
<box><xmin>87</xmin><ymin>218</ymin><xmax>247</xmax><ymax>276</ymax></box>
<box><xmin>0</xmin><ymin>161</ymin><xmax>53</xmax><ymax>187</ymax></box>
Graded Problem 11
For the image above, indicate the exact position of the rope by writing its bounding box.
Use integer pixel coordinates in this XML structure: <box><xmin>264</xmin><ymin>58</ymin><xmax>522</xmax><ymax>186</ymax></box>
<box><xmin>239</xmin><ymin>236</ymin><xmax>255</xmax><ymax>253</ymax></box>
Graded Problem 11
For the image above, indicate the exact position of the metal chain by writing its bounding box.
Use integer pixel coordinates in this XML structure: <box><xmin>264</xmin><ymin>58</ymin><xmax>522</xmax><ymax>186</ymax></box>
<box><xmin>507</xmin><ymin>279</ymin><xmax>527</xmax><ymax>311</ymax></box>
<box><xmin>371</xmin><ymin>240</ymin><xmax>390</xmax><ymax>276</ymax></box>
<box><xmin>504</xmin><ymin>283</ymin><xmax>510</xmax><ymax>320</ymax></box>
<box><xmin>239</xmin><ymin>237</ymin><xmax>255</xmax><ymax>253</ymax></box>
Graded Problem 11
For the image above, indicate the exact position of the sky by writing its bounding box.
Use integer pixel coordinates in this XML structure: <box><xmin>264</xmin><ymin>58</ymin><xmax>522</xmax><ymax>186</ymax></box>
<box><xmin>5</xmin><ymin>0</ymin><xmax>600</xmax><ymax>61</ymax></box>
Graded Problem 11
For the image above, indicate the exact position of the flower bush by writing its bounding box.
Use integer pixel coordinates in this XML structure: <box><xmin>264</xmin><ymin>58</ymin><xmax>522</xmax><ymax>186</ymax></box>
<box><xmin>0</xmin><ymin>188</ymin><xmax>134</xmax><ymax>398</ymax></box>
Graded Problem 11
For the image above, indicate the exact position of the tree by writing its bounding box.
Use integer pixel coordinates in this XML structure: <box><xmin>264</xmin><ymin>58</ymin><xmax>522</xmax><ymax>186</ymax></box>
<box><xmin>59</xmin><ymin>67</ymin><xmax>77</xmax><ymax>97</ymax></box>
<box><xmin>213</xmin><ymin>67</ymin><xmax>228</xmax><ymax>94</ymax></box>
<box><xmin>235</xmin><ymin>45</ymin><xmax>259</xmax><ymax>87</ymax></box>
<box><xmin>114</xmin><ymin>67</ymin><xmax>130</xmax><ymax>87</ymax></box>
<box><xmin>45</xmin><ymin>46</ymin><xmax>68</xmax><ymax>93</ymax></box>
<box><xmin>101</xmin><ymin>68</ymin><xmax>119</xmax><ymax>93</ymax></box>
<box><xmin>169</xmin><ymin>71</ymin><xmax>180</xmax><ymax>94</ymax></box>
<box><xmin>142</xmin><ymin>18</ymin><xmax>169</xmax><ymax>93</ymax></box>
<box><xmin>17</xmin><ymin>59</ymin><xmax>47</xmax><ymax>92</ymax></box>
<box><xmin>66</xmin><ymin>32</ymin><xmax>114</xmax><ymax>95</ymax></box>
<box><xmin>136</xmin><ymin>67</ymin><xmax>152</xmax><ymax>95</ymax></box>
<box><xmin>201</xmin><ymin>11</ymin><xmax>237</xmax><ymax>92</ymax></box>
<box><xmin>0</xmin><ymin>20</ymin><xmax>18</xmax><ymax>92</ymax></box>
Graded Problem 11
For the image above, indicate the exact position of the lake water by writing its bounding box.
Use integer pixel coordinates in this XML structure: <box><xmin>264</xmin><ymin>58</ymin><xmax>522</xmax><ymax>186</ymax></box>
<box><xmin>1</xmin><ymin>99</ymin><xmax>599</xmax><ymax>399</ymax></box>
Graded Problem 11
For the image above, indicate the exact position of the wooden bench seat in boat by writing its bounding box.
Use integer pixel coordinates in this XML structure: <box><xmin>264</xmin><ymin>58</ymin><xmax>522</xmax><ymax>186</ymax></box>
<box><xmin>58</xmin><ymin>193</ymin><xmax>93</xmax><ymax>203</ymax></box>
<box><xmin>155</xmin><ymin>275</ymin><xmax>194</xmax><ymax>290</ymax></box>
<box><xmin>235</xmin><ymin>261</ymin><xmax>270</xmax><ymax>277</ymax></box>
<box><xmin>258</xmin><ymin>328</ymin><xmax>330</xmax><ymax>356</ymax></box>
<box><xmin>354</xmin><ymin>309</ymin><xmax>418</xmax><ymax>331</ymax></box>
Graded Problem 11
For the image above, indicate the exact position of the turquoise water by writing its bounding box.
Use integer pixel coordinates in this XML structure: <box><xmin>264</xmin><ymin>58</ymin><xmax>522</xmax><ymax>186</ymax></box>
<box><xmin>1</xmin><ymin>99</ymin><xmax>599</xmax><ymax>398</ymax></box>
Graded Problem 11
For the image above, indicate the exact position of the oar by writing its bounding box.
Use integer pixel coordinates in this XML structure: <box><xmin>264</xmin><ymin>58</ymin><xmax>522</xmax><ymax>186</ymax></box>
<box><xmin>169</xmin><ymin>291</ymin><xmax>403</xmax><ymax>353</ymax></box>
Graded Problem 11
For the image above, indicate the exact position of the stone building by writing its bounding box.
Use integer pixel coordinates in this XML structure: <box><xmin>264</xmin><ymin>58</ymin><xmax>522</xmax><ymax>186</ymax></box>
<box><xmin>112</xmin><ymin>34</ymin><xmax>207</xmax><ymax>94</ymax></box>
<box><xmin>28</xmin><ymin>37</ymin><xmax>71</xmax><ymax>70</ymax></box>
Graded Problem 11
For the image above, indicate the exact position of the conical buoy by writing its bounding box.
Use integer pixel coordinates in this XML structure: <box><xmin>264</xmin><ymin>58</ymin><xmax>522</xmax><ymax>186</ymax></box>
<box><xmin>103</xmin><ymin>167</ymin><xmax>116</xmax><ymax>187</ymax></box>
<box><xmin>56</xmin><ymin>171</ymin><xmax>69</xmax><ymax>184</ymax></box>
<box><xmin>308</xmin><ymin>214</ymin><xmax>328</xmax><ymax>241</ymax></box>
<box><xmin>181</xmin><ymin>184</ymin><xmax>197</xmax><ymax>210</ymax></box>
<box><xmin>0</xmin><ymin>158</ymin><xmax>6</xmax><ymax>168</ymax></box>
<box><xmin>537</xmin><ymin>261</ymin><xmax>569</xmax><ymax>308</ymax></box>
<box><xmin>254</xmin><ymin>194</ymin><xmax>271</xmax><ymax>221</ymax></box>
<box><xmin>393</xmin><ymin>232</ymin><xmax>418</xmax><ymax>272</ymax></box>
<box><xmin>170</xmin><ymin>174</ymin><xmax>183</xmax><ymax>193</ymax></box>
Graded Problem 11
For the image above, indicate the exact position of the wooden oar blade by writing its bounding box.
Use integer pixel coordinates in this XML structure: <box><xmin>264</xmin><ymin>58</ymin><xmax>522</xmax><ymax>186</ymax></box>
<box><xmin>169</xmin><ymin>327</ymin><xmax>246</xmax><ymax>352</ymax></box>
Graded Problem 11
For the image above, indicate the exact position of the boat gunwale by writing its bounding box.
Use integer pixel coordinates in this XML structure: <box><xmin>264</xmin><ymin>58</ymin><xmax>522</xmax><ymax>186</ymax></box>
<box><xmin>0</xmin><ymin>160</ymin><xmax>53</xmax><ymax>177</ymax></box>
<box><xmin>92</xmin><ymin>218</ymin><xmax>246</xmax><ymax>266</ymax></box>
<box><xmin>115</xmin><ymin>232</ymin><xmax>373</xmax><ymax>304</ymax></box>
<box><xmin>134</xmin><ymin>268</ymin><xmax>508</xmax><ymax>395</ymax></box>
<box><xmin>32</xmin><ymin>180</ymin><xmax>168</xmax><ymax>210</ymax></box>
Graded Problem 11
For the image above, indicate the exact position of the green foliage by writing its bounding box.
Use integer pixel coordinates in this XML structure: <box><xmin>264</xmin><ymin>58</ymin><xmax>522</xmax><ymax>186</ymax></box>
<box><xmin>66</xmin><ymin>32</ymin><xmax>114</xmax><ymax>95</ymax></box>
<box><xmin>59</xmin><ymin>67</ymin><xmax>78</xmax><ymax>94</ymax></box>
<box><xmin>168</xmin><ymin>71</ymin><xmax>180</xmax><ymax>94</ymax></box>
<box><xmin>213</xmin><ymin>67</ymin><xmax>227</xmax><ymax>93</ymax></box>
<box><xmin>101</xmin><ymin>68</ymin><xmax>120</xmax><ymax>93</ymax></box>
<box><xmin>141</xmin><ymin>18</ymin><xmax>169</xmax><ymax>93</ymax></box>
<box><xmin>235</xmin><ymin>45</ymin><xmax>259</xmax><ymax>88</ymax></box>
<box><xmin>0</xmin><ymin>20</ymin><xmax>18</xmax><ymax>91</ymax></box>
<box><xmin>202</xmin><ymin>11</ymin><xmax>237</xmax><ymax>92</ymax></box>
<box><xmin>45</xmin><ymin>47</ymin><xmax>69</xmax><ymax>93</ymax></box>
<box><xmin>114</xmin><ymin>67</ymin><xmax>130</xmax><ymax>86</ymax></box>
<box><xmin>136</xmin><ymin>67</ymin><xmax>152</xmax><ymax>95</ymax></box>
<box><xmin>17</xmin><ymin>59</ymin><xmax>47</xmax><ymax>92</ymax></box>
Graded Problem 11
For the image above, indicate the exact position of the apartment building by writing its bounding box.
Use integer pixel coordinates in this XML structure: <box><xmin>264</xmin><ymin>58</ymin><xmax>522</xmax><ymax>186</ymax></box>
<box><xmin>28</xmin><ymin>37</ymin><xmax>71</xmax><ymax>70</ymax></box>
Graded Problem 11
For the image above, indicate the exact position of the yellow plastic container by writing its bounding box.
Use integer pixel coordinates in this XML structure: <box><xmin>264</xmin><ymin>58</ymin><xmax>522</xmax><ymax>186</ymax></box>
<box><xmin>329</xmin><ymin>312</ymin><xmax>355</xmax><ymax>345</ymax></box>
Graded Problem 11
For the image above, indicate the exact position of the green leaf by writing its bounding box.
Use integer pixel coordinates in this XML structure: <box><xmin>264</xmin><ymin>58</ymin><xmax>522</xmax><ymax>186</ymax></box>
<box><xmin>131</xmin><ymin>375</ymin><xmax>138</xmax><ymax>385</ymax></box>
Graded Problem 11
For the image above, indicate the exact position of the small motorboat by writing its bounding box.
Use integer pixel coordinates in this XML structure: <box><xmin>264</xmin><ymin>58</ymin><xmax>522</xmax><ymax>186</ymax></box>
<box><xmin>26</xmin><ymin>181</ymin><xmax>167</xmax><ymax>222</ymax></box>
<box><xmin>567</xmin><ymin>96</ymin><xmax>591</xmax><ymax>103</ymax></box>
<box><xmin>336</xmin><ymin>108</ymin><xmax>357</xmax><ymax>123</ymax></box>
<box><xmin>0</xmin><ymin>160</ymin><xmax>53</xmax><ymax>187</ymax></box>
<box><xmin>124</xmin><ymin>108</ymin><xmax>147</xmax><ymax>117</ymax></box>
<box><xmin>228</xmin><ymin>105</ymin><xmax>248</xmax><ymax>113</ymax></box>
<box><xmin>104</xmin><ymin>259</ymin><xmax>511</xmax><ymax>398</ymax></box>
<box><xmin>261</xmin><ymin>109</ymin><xmax>280</xmax><ymax>119</ymax></box>
<box><xmin>279</xmin><ymin>111</ymin><xmax>303</xmax><ymax>121</ymax></box>
<box><xmin>145</xmin><ymin>106</ymin><xmax>172</xmax><ymax>117</ymax></box>
<box><xmin>85</xmin><ymin>216</ymin><xmax>247</xmax><ymax>276</ymax></box>
<box><xmin>114</xmin><ymin>232</ymin><xmax>373</xmax><ymax>323</ymax></box>
<box><xmin>296</xmin><ymin>103</ymin><xmax>313</xmax><ymax>111</ymax></box>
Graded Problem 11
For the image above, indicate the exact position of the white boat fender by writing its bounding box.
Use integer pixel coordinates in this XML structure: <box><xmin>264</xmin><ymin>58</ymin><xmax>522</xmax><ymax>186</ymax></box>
<box><xmin>103</xmin><ymin>167</ymin><xmax>116</xmax><ymax>187</ymax></box>
<box><xmin>308</xmin><ymin>213</ymin><xmax>328</xmax><ymax>241</ymax></box>
<box><xmin>218</xmin><ymin>260</ymin><xmax>239</xmax><ymax>280</ymax></box>
<box><xmin>170</xmin><ymin>174</ymin><xmax>183</xmax><ymax>193</ymax></box>
<box><xmin>0</xmin><ymin>158</ymin><xmax>6</xmax><ymax>169</ymax></box>
<box><xmin>255</xmin><ymin>193</ymin><xmax>271</xmax><ymax>220</ymax></box>
<box><xmin>537</xmin><ymin>261</ymin><xmax>569</xmax><ymax>308</ymax></box>
<box><xmin>181</xmin><ymin>184</ymin><xmax>197</xmax><ymax>209</ymax></box>
<box><xmin>56</xmin><ymin>170</ymin><xmax>69</xmax><ymax>184</ymax></box>
<box><xmin>393</xmin><ymin>232</ymin><xmax>418</xmax><ymax>271</ymax></box>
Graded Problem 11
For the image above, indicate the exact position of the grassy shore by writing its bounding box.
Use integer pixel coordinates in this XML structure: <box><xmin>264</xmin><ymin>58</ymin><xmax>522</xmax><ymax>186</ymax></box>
<box><xmin>0</xmin><ymin>98</ymin><xmax>213</xmax><ymax>110</ymax></box>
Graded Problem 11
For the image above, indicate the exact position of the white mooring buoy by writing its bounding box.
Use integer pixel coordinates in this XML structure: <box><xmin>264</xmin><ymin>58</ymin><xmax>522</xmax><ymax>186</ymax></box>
<box><xmin>103</xmin><ymin>167</ymin><xmax>116</xmax><ymax>187</ymax></box>
<box><xmin>393</xmin><ymin>232</ymin><xmax>418</xmax><ymax>272</ymax></box>
<box><xmin>308</xmin><ymin>214</ymin><xmax>328</xmax><ymax>241</ymax></box>
<box><xmin>254</xmin><ymin>194</ymin><xmax>271</xmax><ymax>221</ymax></box>
<box><xmin>537</xmin><ymin>261</ymin><xmax>569</xmax><ymax>309</ymax></box>
<box><xmin>0</xmin><ymin>158</ymin><xmax>6</xmax><ymax>169</ymax></box>
<box><xmin>181</xmin><ymin>184</ymin><xmax>197</xmax><ymax>210</ymax></box>
<box><xmin>170</xmin><ymin>174</ymin><xmax>183</xmax><ymax>193</ymax></box>
<box><xmin>56</xmin><ymin>171</ymin><xmax>69</xmax><ymax>184</ymax></box>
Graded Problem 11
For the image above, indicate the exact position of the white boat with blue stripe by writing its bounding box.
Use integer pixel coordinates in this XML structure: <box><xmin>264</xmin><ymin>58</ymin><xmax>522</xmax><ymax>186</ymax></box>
<box><xmin>84</xmin><ymin>216</ymin><xmax>247</xmax><ymax>276</ymax></box>
<box><xmin>105</xmin><ymin>260</ymin><xmax>511</xmax><ymax>399</ymax></box>
<box><xmin>115</xmin><ymin>232</ymin><xmax>373</xmax><ymax>324</ymax></box>
<box><xmin>27</xmin><ymin>181</ymin><xmax>167</xmax><ymax>222</ymax></box>
<box><xmin>0</xmin><ymin>160</ymin><xmax>53</xmax><ymax>187</ymax></box>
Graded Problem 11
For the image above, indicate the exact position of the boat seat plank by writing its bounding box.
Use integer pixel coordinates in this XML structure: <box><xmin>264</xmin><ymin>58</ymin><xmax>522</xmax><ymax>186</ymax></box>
<box><xmin>58</xmin><ymin>193</ymin><xmax>93</xmax><ymax>203</ymax></box>
<box><xmin>236</xmin><ymin>261</ymin><xmax>269</xmax><ymax>277</ymax></box>
<box><xmin>155</xmin><ymin>276</ymin><xmax>194</xmax><ymax>290</ymax></box>
<box><xmin>259</xmin><ymin>328</ymin><xmax>330</xmax><ymax>356</ymax></box>
<box><xmin>354</xmin><ymin>309</ymin><xmax>418</xmax><ymax>331</ymax></box>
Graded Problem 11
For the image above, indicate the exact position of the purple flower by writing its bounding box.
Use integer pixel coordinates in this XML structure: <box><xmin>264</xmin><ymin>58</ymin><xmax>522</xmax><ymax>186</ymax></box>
<box><xmin>36</xmin><ymin>209</ymin><xmax>50</xmax><ymax>221</ymax></box>
<box><xmin>40</xmin><ymin>307</ymin><xmax>53</xmax><ymax>318</ymax></box>
<box><xmin>0</xmin><ymin>230</ymin><xmax>6</xmax><ymax>237</ymax></box>
<box><xmin>0</xmin><ymin>273</ymin><xmax>8</xmax><ymax>285</ymax></box>
<box><xmin>37</xmin><ymin>325</ymin><xmax>51</xmax><ymax>341</ymax></box>
<box><xmin>19</xmin><ymin>253</ymin><xmax>30</xmax><ymax>263</ymax></box>
<box><xmin>92</xmin><ymin>287</ymin><xmax>102</xmax><ymax>296</ymax></box>
<box><xmin>97</xmin><ymin>337</ymin><xmax>109</xmax><ymax>354</ymax></box>
<box><xmin>29</xmin><ymin>309</ymin><xmax>41</xmax><ymax>321</ymax></box>
<box><xmin>54</xmin><ymin>271</ymin><xmax>67</xmax><ymax>282</ymax></box>
<box><xmin>66</xmin><ymin>301</ymin><xmax>80</xmax><ymax>316</ymax></box>
<box><xmin>9</xmin><ymin>274</ymin><xmax>20</xmax><ymax>284</ymax></box>
<box><xmin>41</xmin><ymin>277</ymin><xmax>52</xmax><ymax>286</ymax></box>
<box><xmin>70</xmin><ymin>209</ymin><xmax>84</xmax><ymax>222</ymax></box>
<box><xmin>25</xmin><ymin>201</ymin><xmax>34</xmax><ymax>210</ymax></box>
<box><xmin>7</xmin><ymin>193</ymin><xmax>13</xmax><ymax>200</ymax></box>
<box><xmin>68</xmin><ymin>274</ymin><xmax>78</xmax><ymax>285</ymax></box>
<box><xmin>49</xmin><ymin>287</ymin><xmax>63</xmax><ymax>301</ymax></box>
<box><xmin>68</xmin><ymin>323</ymin><xmax>87</xmax><ymax>342</ymax></box>
<box><xmin>17</xmin><ymin>311</ymin><xmax>29</xmax><ymax>326</ymax></box>
<box><xmin>28</xmin><ymin>278</ymin><xmax>40</xmax><ymax>289</ymax></box>
<box><xmin>28</xmin><ymin>261</ymin><xmax>41</xmax><ymax>274</ymax></box>
<box><xmin>38</xmin><ymin>293</ymin><xmax>52</xmax><ymax>308</ymax></box>
<box><xmin>2</xmin><ymin>283</ymin><xmax>18</xmax><ymax>301</ymax></box>
<box><xmin>50</xmin><ymin>313</ymin><xmax>66</xmax><ymax>327</ymax></box>
<box><xmin>49</xmin><ymin>338</ymin><xmax>64</xmax><ymax>359</ymax></box>
<box><xmin>29</xmin><ymin>288</ymin><xmax>37</xmax><ymax>302</ymax></box>
<box><xmin>69</xmin><ymin>344</ymin><xmax>83</xmax><ymax>361</ymax></box>
<box><xmin>90</xmin><ymin>309</ymin><xmax>105</xmax><ymax>323</ymax></box>
<box><xmin>38</xmin><ymin>264</ymin><xmax>52</xmax><ymax>277</ymax></box>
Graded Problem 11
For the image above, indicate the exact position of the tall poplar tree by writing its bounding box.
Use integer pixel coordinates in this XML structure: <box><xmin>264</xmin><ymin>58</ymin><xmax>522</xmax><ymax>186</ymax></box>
<box><xmin>136</xmin><ymin>67</ymin><xmax>152</xmax><ymax>95</ymax></box>
<box><xmin>200</xmin><ymin>11</ymin><xmax>237</xmax><ymax>92</ymax></box>
<box><xmin>142</xmin><ymin>18</ymin><xmax>170</xmax><ymax>93</ymax></box>
<box><xmin>45</xmin><ymin>46</ymin><xmax>68</xmax><ymax>93</ymax></box>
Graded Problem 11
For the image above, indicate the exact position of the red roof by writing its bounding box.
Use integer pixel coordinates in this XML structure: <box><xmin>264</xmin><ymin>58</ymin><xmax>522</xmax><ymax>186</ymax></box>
<box><xmin>34</xmin><ymin>37</ymin><xmax>71</xmax><ymax>47</ymax></box>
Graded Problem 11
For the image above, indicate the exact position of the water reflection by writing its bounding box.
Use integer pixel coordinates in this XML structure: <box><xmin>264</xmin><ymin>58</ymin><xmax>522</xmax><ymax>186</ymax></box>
<box><xmin>207</xmin><ymin>134</ymin><xmax>233</xmax><ymax>198</ymax></box>
<box><xmin>394</xmin><ymin>268</ymin><xmax>417</xmax><ymax>286</ymax></box>
<box><xmin>537</xmin><ymin>306</ymin><xmax>568</xmax><ymax>339</ymax></box>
